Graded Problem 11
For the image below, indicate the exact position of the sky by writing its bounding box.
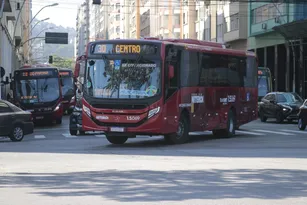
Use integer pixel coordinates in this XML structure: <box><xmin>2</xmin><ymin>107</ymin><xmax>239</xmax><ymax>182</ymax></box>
<box><xmin>32</xmin><ymin>0</ymin><xmax>84</xmax><ymax>28</ymax></box>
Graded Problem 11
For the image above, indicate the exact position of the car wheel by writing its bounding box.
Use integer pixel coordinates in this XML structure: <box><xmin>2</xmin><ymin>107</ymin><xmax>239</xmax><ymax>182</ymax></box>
<box><xmin>56</xmin><ymin>118</ymin><xmax>62</xmax><ymax>124</ymax></box>
<box><xmin>9</xmin><ymin>125</ymin><xmax>24</xmax><ymax>142</ymax></box>
<box><xmin>276</xmin><ymin>112</ymin><xmax>284</xmax><ymax>123</ymax></box>
<box><xmin>164</xmin><ymin>113</ymin><xmax>190</xmax><ymax>144</ymax></box>
<box><xmin>298</xmin><ymin>117</ymin><xmax>306</xmax><ymax>130</ymax></box>
<box><xmin>106</xmin><ymin>135</ymin><xmax>128</xmax><ymax>145</ymax></box>
<box><xmin>259</xmin><ymin>110</ymin><xmax>267</xmax><ymax>122</ymax></box>
<box><xmin>70</xmin><ymin>129</ymin><xmax>77</xmax><ymax>136</ymax></box>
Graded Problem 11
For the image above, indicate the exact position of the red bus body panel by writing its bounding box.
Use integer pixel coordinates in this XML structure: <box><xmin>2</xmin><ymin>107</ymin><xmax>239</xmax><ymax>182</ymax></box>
<box><xmin>80</xmin><ymin>39</ymin><xmax>257</xmax><ymax>135</ymax></box>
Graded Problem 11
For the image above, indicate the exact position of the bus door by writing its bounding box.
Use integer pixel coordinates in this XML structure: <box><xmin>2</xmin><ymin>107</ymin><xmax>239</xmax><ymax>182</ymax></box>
<box><xmin>164</xmin><ymin>45</ymin><xmax>182</xmax><ymax>129</ymax></box>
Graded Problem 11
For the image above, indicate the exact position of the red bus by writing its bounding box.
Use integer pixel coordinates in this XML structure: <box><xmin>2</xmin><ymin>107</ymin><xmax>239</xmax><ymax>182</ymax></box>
<box><xmin>12</xmin><ymin>65</ymin><xmax>64</xmax><ymax>124</ymax></box>
<box><xmin>73</xmin><ymin>39</ymin><xmax>258</xmax><ymax>144</ymax></box>
<box><xmin>59</xmin><ymin>68</ymin><xmax>76</xmax><ymax>114</ymax></box>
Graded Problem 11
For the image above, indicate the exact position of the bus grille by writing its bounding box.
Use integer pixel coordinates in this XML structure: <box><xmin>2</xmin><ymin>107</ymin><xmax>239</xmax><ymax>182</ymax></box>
<box><xmin>92</xmin><ymin>117</ymin><xmax>147</xmax><ymax>127</ymax></box>
<box><xmin>91</xmin><ymin>103</ymin><xmax>147</xmax><ymax>110</ymax></box>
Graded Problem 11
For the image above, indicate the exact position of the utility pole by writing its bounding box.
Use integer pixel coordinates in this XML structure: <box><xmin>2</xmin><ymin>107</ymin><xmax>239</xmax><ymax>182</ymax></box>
<box><xmin>136</xmin><ymin>0</ymin><xmax>140</xmax><ymax>39</ymax></box>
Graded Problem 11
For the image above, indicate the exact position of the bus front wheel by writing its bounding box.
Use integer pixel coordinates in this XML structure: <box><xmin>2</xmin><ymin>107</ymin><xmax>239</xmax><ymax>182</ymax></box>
<box><xmin>106</xmin><ymin>135</ymin><xmax>128</xmax><ymax>145</ymax></box>
<box><xmin>164</xmin><ymin>113</ymin><xmax>190</xmax><ymax>144</ymax></box>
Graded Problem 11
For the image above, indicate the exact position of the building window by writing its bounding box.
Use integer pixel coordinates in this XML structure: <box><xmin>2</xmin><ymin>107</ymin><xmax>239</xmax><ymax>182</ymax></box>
<box><xmin>116</xmin><ymin>14</ymin><xmax>120</xmax><ymax>21</ymax></box>
<box><xmin>204</xmin><ymin>28</ymin><xmax>210</xmax><ymax>40</ymax></box>
<box><xmin>217</xmin><ymin>23</ymin><xmax>223</xmax><ymax>38</ymax></box>
<box><xmin>252</xmin><ymin>3</ymin><xmax>284</xmax><ymax>24</ymax></box>
<box><xmin>116</xmin><ymin>26</ymin><xmax>120</xmax><ymax>33</ymax></box>
<box><xmin>230</xmin><ymin>13</ymin><xmax>239</xmax><ymax>31</ymax></box>
<box><xmin>174</xmin><ymin>14</ymin><xmax>180</xmax><ymax>26</ymax></box>
<box><xmin>116</xmin><ymin>3</ymin><xmax>120</xmax><ymax>9</ymax></box>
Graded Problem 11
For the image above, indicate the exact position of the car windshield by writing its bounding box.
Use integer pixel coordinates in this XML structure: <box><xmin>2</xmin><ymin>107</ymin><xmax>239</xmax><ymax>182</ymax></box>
<box><xmin>85</xmin><ymin>58</ymin><xmax>161</xmax><ymax>99</ymax></box>
<box><xmin>258</xmin><ymin>75</ymin><xmax>269</xmax><ymax>97</ymax></box>
<box><xmin>61</xmin><ymin>76</ymin><xmax>74</xmax><ymax>96</ymax></box>
<box><xmin>15</xmin><ymin>78</ymin><xmax>60</xmax><ymax>103</ymax></box>
<box><xmin>277</xmin><ymin>93</ymin><xmax>303</xmax><ymax>103</ymax></box>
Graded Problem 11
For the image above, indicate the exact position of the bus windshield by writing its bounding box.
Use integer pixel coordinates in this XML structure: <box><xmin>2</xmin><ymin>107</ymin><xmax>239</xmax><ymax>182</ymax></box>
<box><xmin>61</xmin><ymin>76</ymin><xmax>74</xmax><ymax>97</ymax></box>
<box><xmin>85</xmin><ymin>57</ymin><xmax>161</xmax><ymax>99</ymax></box>
<box><xmin>15</xmin><ymin>78</ymin><xmax>60</xmax><ymax>103</ymax></box>
<box><xmin>258</xmin><ymin>75</ymin><xmax>269</xmax><ymax>98</ymax></box>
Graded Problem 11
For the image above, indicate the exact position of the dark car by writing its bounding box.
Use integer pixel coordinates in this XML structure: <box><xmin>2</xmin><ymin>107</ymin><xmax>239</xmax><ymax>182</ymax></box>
<box><xmin>0</xmin><ymin>100</ymin><xmax>34</xmax><ymax>141</ymax></box>
<box><xmin>258</xmin><ymin>92</ymin><xmax>303</xmax><ymax>123</ymax></box>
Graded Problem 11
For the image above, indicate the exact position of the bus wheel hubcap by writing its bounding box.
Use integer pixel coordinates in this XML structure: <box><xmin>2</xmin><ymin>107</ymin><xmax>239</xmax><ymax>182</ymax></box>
<box><xmin>177</xmin><ymin>122</ymin><xmax>184</xmax><ymax>138</ymax></box>
<box><xmin>229</xmin><ymin>118</ymin><xmax>234</xmax><ymax>133</ymax></box>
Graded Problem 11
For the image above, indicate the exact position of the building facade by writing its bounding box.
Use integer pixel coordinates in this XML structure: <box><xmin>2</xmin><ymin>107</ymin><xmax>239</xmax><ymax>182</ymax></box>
<box><xmin>0</xmin><ymin>0</ymin><xmax>31</xmax><ymax>99</ymax></box>
<box><xmin>247</xmin><ymin>2</ymin><xmax>307</xmax><ymax>97</ymax></box>
<box><xmin>75</xmin><ymin>0</ymin><xmax>90</xmax><ymax>58</ymax></box>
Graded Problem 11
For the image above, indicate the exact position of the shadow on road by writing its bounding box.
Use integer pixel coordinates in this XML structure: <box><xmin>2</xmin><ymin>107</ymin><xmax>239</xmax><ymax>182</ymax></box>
<box><xmin>0</xmin><ymin>169</ymin><xmax>306</xmax><ymax>201</ymax></box>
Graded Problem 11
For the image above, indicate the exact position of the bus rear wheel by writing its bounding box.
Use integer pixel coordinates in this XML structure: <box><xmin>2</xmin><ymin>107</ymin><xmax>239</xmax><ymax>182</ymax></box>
<box><xmin>106</xmin><ymin>135</ymin><xmax>128</xmax><ymax>145</ymax></box>
<box><xmin>164</xmin><ymin>114</ymin><xmax>190</xmax><ymax>144</ymax></box>
<box><xmin>212</xmin><ymin>110</ymin><xmax>235</xmax><ymax>138</ymax></box>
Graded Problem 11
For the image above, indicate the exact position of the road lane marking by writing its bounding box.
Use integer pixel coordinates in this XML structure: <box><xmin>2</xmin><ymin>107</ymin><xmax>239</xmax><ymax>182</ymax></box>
<box><xmin>253</xmin><ymin>129</ymin><xmax>294</xmax><ymax>136</ymax></box>
<box><xmin>34</xmin><ymin>135</ymin><xmax>46</xmax><ymax>139</ymax></box>
<box><xmin>281</xmin><ymin>129</ymin><xmax>307</xmax><ymax>134</ymax></box>
<box><xmin>35</xmin><ymin>128</ymin><xmax>68</xmax><ymax>132</ymax></box>
<box><xmin>95</xmin><ymin>135</ymin><xmax>105</xmax><ymax>138</ymax></box>
<box><xmin>63</xmin><ymin>134</ymin><xmax>77</xmax><ymax>138</ymax></box>
<box><xmin>236</xmin><ymin>130</ymin><xmax>265</xmax><ymax>136</ymax></box>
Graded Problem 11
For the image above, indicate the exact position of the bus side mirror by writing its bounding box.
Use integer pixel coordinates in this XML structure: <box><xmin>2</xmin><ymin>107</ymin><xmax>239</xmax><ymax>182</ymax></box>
<box><xmin>168</xmin><ymin>65</ymin><xmax>174</xmax><ymax>79</ymax></box>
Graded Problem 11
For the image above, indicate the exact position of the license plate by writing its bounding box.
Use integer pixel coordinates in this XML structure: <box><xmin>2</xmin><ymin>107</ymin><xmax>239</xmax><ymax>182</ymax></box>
<box><xmin>36</xmin><ymin>116</ymin><xmax>44</xmax><ymax>119</ymax></box>
<box><xmin>110</xmin><ymin>127</ymin><xmax>124</xmax><ymax>132</ymax></box>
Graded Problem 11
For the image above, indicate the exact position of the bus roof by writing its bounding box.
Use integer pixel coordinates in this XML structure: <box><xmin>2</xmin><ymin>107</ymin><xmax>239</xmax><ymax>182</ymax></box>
<box><xmin>86</xmin><ymin>39</ymin><xmax>256</xmax><ymax>57</ymax></box>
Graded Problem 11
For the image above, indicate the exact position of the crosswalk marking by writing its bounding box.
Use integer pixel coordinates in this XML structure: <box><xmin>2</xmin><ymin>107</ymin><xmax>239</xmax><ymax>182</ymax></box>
<box><xmin>34</xmin><ymin>135</ymin><xmax>46</xmax><ymax>139</ymax></box>
<box><xmin>236</xmin><ymin>130</ymin><xmax>265</xmax><ymax>136</ymax></box>
<box><xmin>281</xmin><ymin>129</ymin><xmax>307</xmax><ymax>134</ymax></box>
<box><xmin>189</xmin><ymin>131</ymin><xmax>211</xmax><ymax>135</ymax></box>
<box><xmin>253</xmin><ymin>129</ymin><xmax>295</xmax><ymax>136</ymax></box>
<box><xmin>63</xmin><ymin>133</ymin><xmax>77</xmax><ymax>138</ymax></box>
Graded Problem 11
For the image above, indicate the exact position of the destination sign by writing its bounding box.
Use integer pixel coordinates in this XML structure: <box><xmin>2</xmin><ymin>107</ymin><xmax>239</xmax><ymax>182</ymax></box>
<box><xmin>17</xmin><ymin>70</ymin><xmax>55</xmax><ymax>78</ymax></box>
<box><xmin>92</xmin><ymin>44</ymin><xmax>158</xmax><ymax>55</ymax></box>
<box><xmin>59</xmin><ymin>71</ymin><xmax>71</xmax><ymax>76</ymax></box>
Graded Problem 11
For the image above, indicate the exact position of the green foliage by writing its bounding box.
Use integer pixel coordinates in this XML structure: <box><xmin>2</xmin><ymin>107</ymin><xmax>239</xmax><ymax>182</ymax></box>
<box><xmin>52</xmin><ymin>55</ymin><xmax>75</xmax><ymax>69</ymax></box>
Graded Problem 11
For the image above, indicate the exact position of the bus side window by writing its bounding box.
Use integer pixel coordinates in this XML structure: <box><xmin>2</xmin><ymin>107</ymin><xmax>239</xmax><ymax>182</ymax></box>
<box><xmin>180</xmin><ymin>51</ymin><xmax>199</xmax><ymax>87</ymax></box>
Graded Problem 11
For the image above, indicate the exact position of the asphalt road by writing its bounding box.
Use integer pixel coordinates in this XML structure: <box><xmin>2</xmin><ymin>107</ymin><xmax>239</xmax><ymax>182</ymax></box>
<box><xmin>1</xmin><ymin>116</ymin><xmax>307</xmax><ymax>205</ymax></box>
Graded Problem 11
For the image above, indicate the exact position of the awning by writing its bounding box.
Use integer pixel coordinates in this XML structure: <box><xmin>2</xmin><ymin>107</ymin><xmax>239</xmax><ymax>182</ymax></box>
<box><xmin>0</xmin><ymin>0</ymin><xmax>12</xmax><ymax>13</ymax></box>
<box><xmin>272</xmin><ymin>19</ymin><xmax>307</xmax><ymax>40</ymax></box>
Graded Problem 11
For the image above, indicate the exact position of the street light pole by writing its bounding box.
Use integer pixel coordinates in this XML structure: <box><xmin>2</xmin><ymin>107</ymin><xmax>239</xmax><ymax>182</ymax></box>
<box><xmin>29</xmin><ymin>3</ymin><xmax>58</xmax><ymax>25</ymax></box>
<box><xmin>30</xmin><ymin>17</ymin><xmax>50</xmax><ymax>33</ymax></box>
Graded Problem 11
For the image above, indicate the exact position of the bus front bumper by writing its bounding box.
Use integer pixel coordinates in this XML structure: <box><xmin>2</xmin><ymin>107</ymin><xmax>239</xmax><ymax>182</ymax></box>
<box><xmin>81</xmin><ymin>111</ymin><xmax>168</xmax><ymax>136</ymax></box>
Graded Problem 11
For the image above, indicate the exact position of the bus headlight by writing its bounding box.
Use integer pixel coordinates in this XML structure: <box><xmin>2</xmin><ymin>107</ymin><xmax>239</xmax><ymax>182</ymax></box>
<box><xmin>54</xmin><ymin>103</ymin><xmax>61</xmax><ymax>112</ymax></box>
<box><xmin>83</xmin><ymin>104</ymin><xmax>91</xmax><ymax>117</ymax></box>
<box><xmin>148</xmin><ymin>107</ymin><xmax>160</xmax><ymax>119</ymax></box>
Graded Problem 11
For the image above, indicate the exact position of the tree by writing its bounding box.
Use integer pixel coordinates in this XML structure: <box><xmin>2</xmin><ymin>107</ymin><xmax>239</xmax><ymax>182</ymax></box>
<box><xmin>52</xmin><ymin>55</ymin><xmax>75</xmax><ymax>69</ymax></box>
